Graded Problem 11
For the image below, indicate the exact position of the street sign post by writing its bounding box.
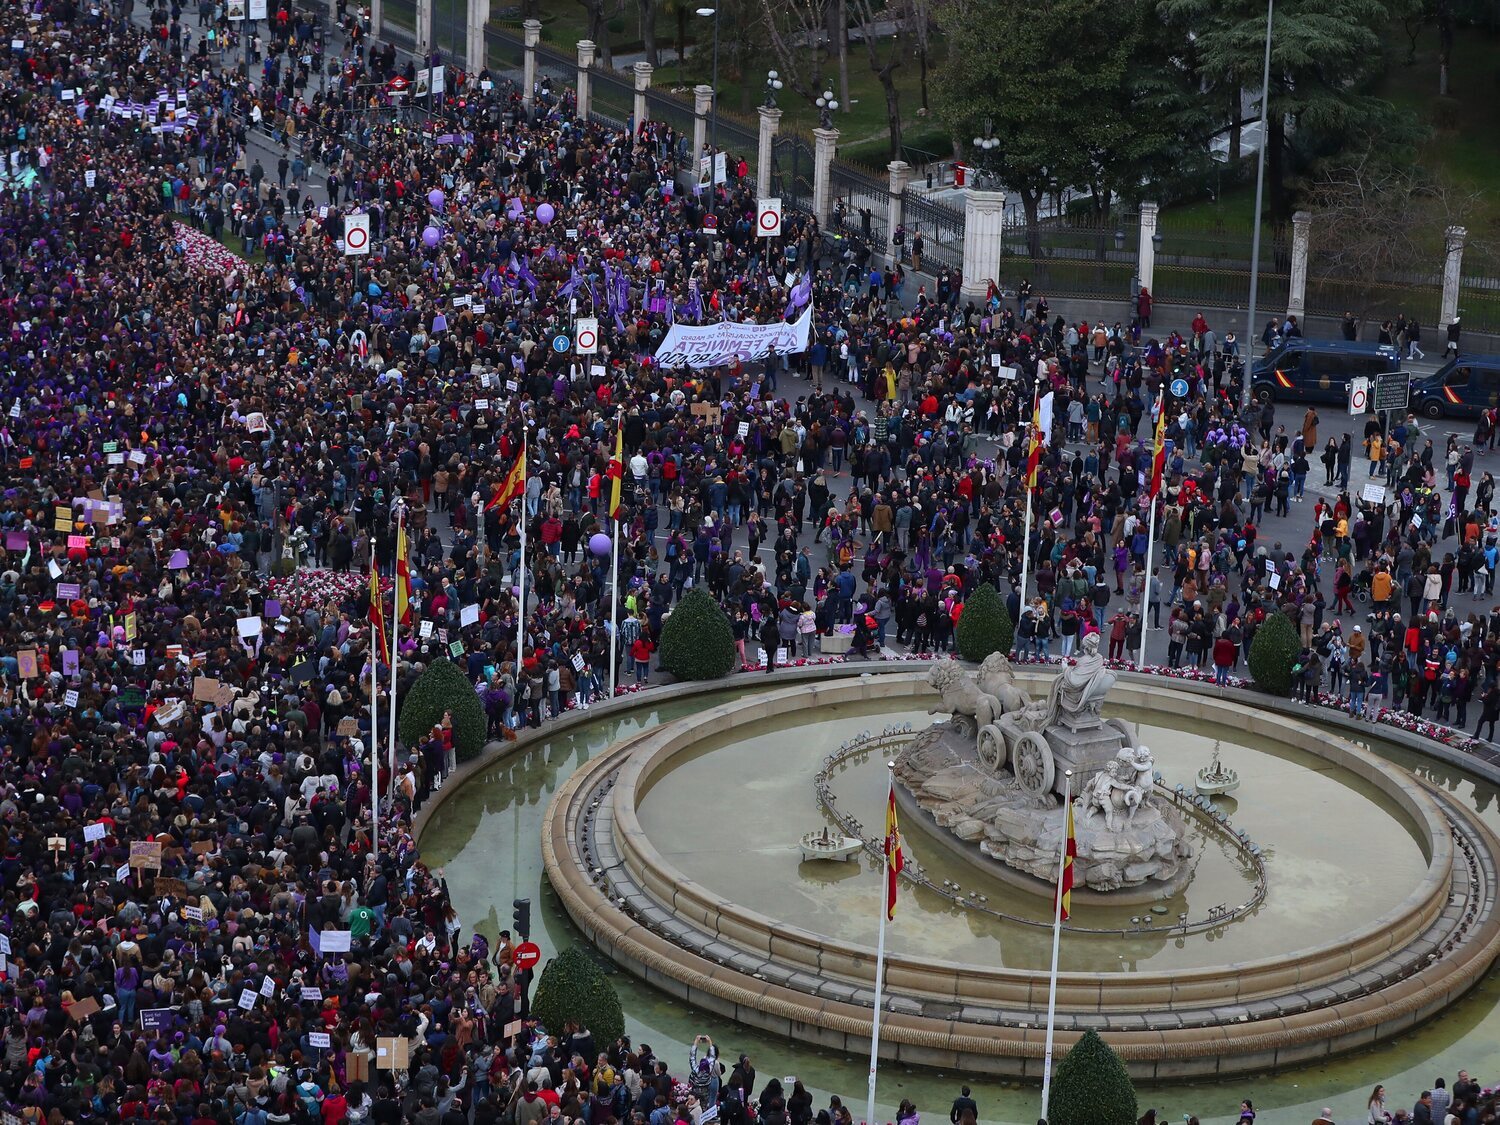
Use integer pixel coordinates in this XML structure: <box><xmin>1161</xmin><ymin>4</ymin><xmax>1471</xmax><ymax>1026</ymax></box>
<box><xmin>1374</xmin><ymin>371</ymin><xmax>1409</xmax><ymax>414</ymax></box>
<box><xmin>513</xmin><ymin>941</ymin><xmax>542</xmax><ymax>970</ymax></box>
<box><xmin>1348</xmin><ymin>376</ymin><xmax>1369</xmax><ymax>416</ymax></box>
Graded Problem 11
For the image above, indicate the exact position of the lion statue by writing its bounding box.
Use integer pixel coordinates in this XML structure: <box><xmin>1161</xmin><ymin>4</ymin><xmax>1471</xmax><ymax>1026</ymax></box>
<box><xmin>927</xmin><ymin>660</ymin><xmax>1004</xmax><ymax>730</ymax></box>
<box><xmin>976</xmin><ymin>652</ymin><xmax>1031</xmax><ymax>714</ymax></box>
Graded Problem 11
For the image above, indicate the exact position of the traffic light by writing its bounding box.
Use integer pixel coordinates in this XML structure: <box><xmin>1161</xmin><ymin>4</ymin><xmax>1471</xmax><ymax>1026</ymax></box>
<box><xmin>512</xmin><ymin>898</ymin><xmax>531</xmax><ymax>940</ymax></box>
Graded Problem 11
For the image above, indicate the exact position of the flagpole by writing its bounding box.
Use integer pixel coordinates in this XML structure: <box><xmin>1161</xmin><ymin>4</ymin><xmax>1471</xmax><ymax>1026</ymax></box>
<box><xmin>608</xmin><ymin>508</ymin><xmax>621</xmax><ymax>701</ymax></box>
<box><xmin>1136</xmin><ymin>495</ymin><xmax>1157</xmax><ymax>669</ymax></box>
<box><xmin>387</xmin><ymin>501</ymin><xmax>403</xmax><ymax>812</ymax></box>
<box><xmin>864</xmin><ymin>760</ymin><xmax>896</xmax><ymax>1125</ymax></box>
<box><xmin>1018</xmin><ymin>487</ymin><xmax>1034</xmax><ymax>614</ymax></box>
<box><xmin>515</xmin><ymin>434</ymin><xmax>528</xmax><ymax>668</ymax></box>
<box><xmin>370</xmin><ymin>542</ymin><xmax>380</xmax><ymax>839</ymax></box>
<box><xmin>1040</xmin><ymin>768</ymin><xmax>1073</xmax><ymax>1123</ymax></box>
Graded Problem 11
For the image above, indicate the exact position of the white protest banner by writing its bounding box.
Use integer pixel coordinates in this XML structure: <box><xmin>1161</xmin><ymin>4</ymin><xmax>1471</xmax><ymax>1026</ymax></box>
<box><xmin>574</xmin><ymin>317</ymin><xmax>599</xmax><ymax>355</ymax></box>
<box><xmin>83</xmin><ymin>822</ymin><xmax>106</xmax><ymax>842</ymax></box>
<box><xmin>309</xmin><ymin>1031</ymin><xmax>332</xmax><ymax>1048</ymax></box>
<box><xmin>344</xmin><ymin>213</ymin><xmax>370</xmax><ymax>256</ymax></box>
<box><xmin>238</xmin><ymin>988</ymin><xmax>257</xmax><ymax>1010</ymax></box>
<box><xmin>1361</xmin><ymin>482</ymin><xmax>1387</xmax><ymax>506</ymax></box>
<box><xmin>654</xmin><ymin>306</ymin><xmax>812</xmax><ymax>370</ymax></box>
<box><xmin>431</xmin><ymin>65</ymin><xmax>446</xmax><ymax>95</ymax></box>
<box><xmin>319</xmin><ymin>929</ymin><xmax>352</xmax><ymax>954</ymax></box>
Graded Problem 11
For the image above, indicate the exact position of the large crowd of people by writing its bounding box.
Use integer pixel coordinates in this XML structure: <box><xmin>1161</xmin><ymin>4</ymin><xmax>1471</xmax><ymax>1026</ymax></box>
<box><xmin>1</xmin><ymin>0</ymin><xmax>1499</xmax><ymax>1121</ymax></box>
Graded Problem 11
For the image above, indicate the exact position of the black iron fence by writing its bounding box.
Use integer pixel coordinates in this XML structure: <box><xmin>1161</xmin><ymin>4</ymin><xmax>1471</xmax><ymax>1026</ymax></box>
<box><xmin>447</xmin><ymin>25</ymin><xmax>1493</xmax><ymax>330</ymax></box>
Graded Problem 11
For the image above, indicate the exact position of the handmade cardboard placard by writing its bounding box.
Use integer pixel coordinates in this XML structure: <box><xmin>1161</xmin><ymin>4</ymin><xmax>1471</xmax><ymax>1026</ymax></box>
<box><xmin>308</xmin><ymin>1031</ymin><xmax>332</xmax><ymax>1048</ymax></box>
<box><xmin>374</xmin><ymin>1037</ymin><xmax>409</xmax><ymax>1070</ymax></box>
<box><xmin>336</xmin><ymin>717</ymin><xmax>360</xmax><ymax>737</ymax></box>
<box><xmin>69</xmin><ymin>997</ymin><xmax>101</xmax><ymax>1021</ymax></box>
<box><xmin>192</xmin><ymin>676</ymin><xmax>223</xmax><ymax>703</ymax></box>
<box><xmin>347</xmin><ymin>1052</ymin><xmax>370</xmax><ymax>1083</ymax></box>
<box><xmin>191</xmin><ymin>840</ymin><xmax>215</xmax><ymax>854</ymax></box>
<box><xmin>128</xmin><ymin>840</ymin><xmax>163</xmax><ymax>869</ymax></box>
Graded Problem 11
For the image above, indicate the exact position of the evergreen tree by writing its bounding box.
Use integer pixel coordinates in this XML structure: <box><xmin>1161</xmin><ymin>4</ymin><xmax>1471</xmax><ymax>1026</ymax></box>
<box><xmin>658</xmin><ymin>588</ymin><xmax>736</xmax><ymax>680</ymax></box>
<box><xmin>955</xmin><ymin>583</ymin><xmax>1015</xmax><ymax>663</ymax></box>
<box><xmin>1248</xmin><ymin>611</ymin><xmax>1300</xmax><ymax>696</ymax></box>
<box><xmin>398</xmin><ymin>657</ymin><xmax>489</xmax><ymax>762</ymax></box>
<box><xmin>1048</xmin><ymin>1030</ymin><xmax>1139</xmax><ymax>1125</ymax></box>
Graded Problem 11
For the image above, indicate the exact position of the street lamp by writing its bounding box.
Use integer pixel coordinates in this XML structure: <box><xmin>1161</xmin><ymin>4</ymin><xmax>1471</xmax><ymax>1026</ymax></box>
<box><xmin>971</xmin><ymin>117</ymin><xmax>1000</xmax><ymax>188</ymax></box>
<box><xmin>816</xmin><ymin>87</ymin><xmax>840</xmax><ymax>130</ymax></box>
<box><xmin>1240</xmin><ymin>0</ymin><xmax>1275</xmax><ymax>414</ymax></box>
<box><xmin>764</xmin><ymin>69</ymin><xmax>783</xmax><ymax>109</ymax></box>
<box><xmin>695</xmin><ymin>6</ymin><xmax>721</xmax><ymax>214</ymax></box>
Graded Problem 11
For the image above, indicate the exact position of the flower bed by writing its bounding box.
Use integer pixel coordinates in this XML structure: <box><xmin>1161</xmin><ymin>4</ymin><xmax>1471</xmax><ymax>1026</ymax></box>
<box><xmin>268</xmin><ymin>567</ymin><xmax>391</xmax><ymax>615</ymax></box>
<box><xmin>173</xmin><ymin>221</ymin><xmax>249</xmax><ymax>276</ymax></box>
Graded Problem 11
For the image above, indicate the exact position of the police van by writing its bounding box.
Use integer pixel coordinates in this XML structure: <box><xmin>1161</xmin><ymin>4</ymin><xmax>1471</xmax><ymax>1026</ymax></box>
<box><xmin>1410</xmin><ymin>355</ymin><xmax>1500</xmax><ymax>419</ymax></box>
<box><xmin>1250</xmin><ymin>339</ymin><xmax>1402</xmax><ymax>406</ymax></box>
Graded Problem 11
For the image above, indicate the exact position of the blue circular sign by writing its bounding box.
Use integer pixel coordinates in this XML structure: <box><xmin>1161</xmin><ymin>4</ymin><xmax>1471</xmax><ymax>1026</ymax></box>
<box><xmin>1170</xmin><ymin>378</ymin><xmax>1190</xmax><ymax>398</ymax></box>
<box><xmin>551</xmin><ymin>334</ymin><xmax>570</xmax><ymax>354</ymax></box>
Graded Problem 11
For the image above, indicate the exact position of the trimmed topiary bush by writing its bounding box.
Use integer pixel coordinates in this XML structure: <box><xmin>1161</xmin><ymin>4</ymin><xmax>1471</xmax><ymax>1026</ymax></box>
<box><xmin>658</xmin><ymin>587</ymin><xmax>735</xmax><ymax>680</ymax></box>
<box><xmin>955</xmin><ymin>582</ymin><xmax>1014</xmax><ymax>662</ymax></box>
<box><xmin>530</xmin><ymin>945</ymin><xmax>625</xmax><ymax>1043</ymax></box>
<box><xmin>1048</xmin><ymin>1029</ymin><xmax>1138</xmax><ymax>1125</ymax></box>
<box><xmin>398</xmin><ymin>657</ymin><xmax>488</xmax><ymax>762</ymax></box>
<box><xmin>1248</xmin><ymin>610</ymin><xmax>1300</xmax><ymax>697</ymax></box>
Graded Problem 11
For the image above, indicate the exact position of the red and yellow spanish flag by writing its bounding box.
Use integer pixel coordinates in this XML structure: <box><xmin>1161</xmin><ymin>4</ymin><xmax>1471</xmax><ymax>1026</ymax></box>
<box><xmin>1057</xmin><ymin>799</ymin><xmax>1077</xmax><ymax>922</ymax></box>
<box><xmin>607</xmin><ymin>425</ymin><xmax>625</xmax><ymax>522</ymax></box>
<box><xmin>1149</xmin><ymin>402</ymin><xmax>1167</xmax><ymax>501</ymax></box>
<box><xmin>884</xmin><ymin>781</ymin><xmax>905</xmax><ymax>920</ymax></box>
<box><xmin>395</xmin><ymin>523</ymin><xmax>414</xmax><ymax>627</ymax></box>
<box><xmin>1023</xmin><ymin>392</ymin><xmax>1044</xmax><ymax>491</ymax></box>
<box><xmin>486</xmin><ymin>449</ymin><xmax>527</xmax><ymax>512</ymax></box>
<box><xmin>368</xmin><ymin>559</ymin><xmax>389</xmax><ymax>658</ymax></box>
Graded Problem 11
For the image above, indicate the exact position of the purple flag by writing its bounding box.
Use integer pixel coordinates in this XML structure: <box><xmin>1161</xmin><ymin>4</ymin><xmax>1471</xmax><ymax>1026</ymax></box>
<box><xmin>784</xmin><ymin>270</ymin><xmax>813</xmax><ymax>318</ymax></box>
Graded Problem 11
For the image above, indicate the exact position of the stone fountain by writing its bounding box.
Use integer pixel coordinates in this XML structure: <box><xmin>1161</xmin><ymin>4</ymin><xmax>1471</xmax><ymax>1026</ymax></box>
<box><xmin>893</xmin><ymin>638</ymin><xmax>1192</xmax><ymax>902</ymax></box>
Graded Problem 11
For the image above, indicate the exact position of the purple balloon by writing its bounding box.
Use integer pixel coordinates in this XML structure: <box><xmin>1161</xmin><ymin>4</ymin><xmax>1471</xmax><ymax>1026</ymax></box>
<box><xmin>422</xmin><ymin>225</ymin><xmax>442</xmax><ymax>248</ymax></box>
<box><xmin>589</xmin><ymin>532</ymin><xmax>611</xmax><ymax>557</ymax></box>
<box><xmin>428</xmin><ymin>188</ymin><xmax>446</xmax><ymax>211</ymax></box>
<box><xmin>536</xmin><ymin>203</ymin><xmax>555</xmax><ymax>225</ymax></box>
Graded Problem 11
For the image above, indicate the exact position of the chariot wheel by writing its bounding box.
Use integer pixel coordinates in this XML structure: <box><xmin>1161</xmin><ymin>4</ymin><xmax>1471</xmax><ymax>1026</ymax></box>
<box><xmin>1012</xmin><ymin>731</ymin><xmax>1055</xmax><ymax>796</ymax></box>
<box><xmin>977</xmin><ymin>724</ymin><xmax>1006</xmax><ymax>772</ymax></box>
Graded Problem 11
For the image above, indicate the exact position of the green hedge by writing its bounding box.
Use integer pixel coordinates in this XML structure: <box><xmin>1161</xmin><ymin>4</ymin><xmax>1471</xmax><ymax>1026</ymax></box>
<box><xmin>955</xmin><ymin>583</ymin><xmax>1014</xmax><ymax>662</ymax></box>
<box><xmin>1048</xmin><ymin>1030</ymin><xmax>1138</xmax><ymax>1125</ymax></box>
<box><xmin>530</xmin><ymin>945</ymin><xmax>625</xmax><ymax>1044</ymax></box>
<box><xmin>398</xmin><ymin>657</ymin><xmax>488</xmax><ymax>762</ymax></box>
<box><xmin>658</xmin><ymin>588</ymin><xmax>736</xmax><ymax>681</ymax></box>
<box><xmin>1248</xmin><ymin>611</ymin><xmax>1299</xmax><ymax>697</ymax></box>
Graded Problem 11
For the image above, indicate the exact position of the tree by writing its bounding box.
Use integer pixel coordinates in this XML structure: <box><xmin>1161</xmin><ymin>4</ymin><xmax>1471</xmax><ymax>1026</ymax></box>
<box><xmin>760</xmin><ymin>0</ymin><xmax>833</xmax><ymax>105</ymax></box>
<box><xmin>639</xmin><ymin>0</ymin><xmax>659</xmax><ymax>66</ymax></box>
<box><xmin>954</xmin><ymin>583</ymin><xmax>1014</xmax><ymax>663</ymax></box>
<box><xmin>1156</xmin><ymin>0</ymin><xmax>1420</xmax><ymax>220</ymax></box>
<box><xmin>1309</xmin><ymin>149</ymin><xmax>1477</xmax><ymax>327</ymax></box>
<box><xmin>398</xmin><ymin>657</ymin><xmax>489</xmax><ymax>762</ymax></box>
<box><xmin>531</xmin><ymin>946</ymin><xmax>626</xmax><ymax>1044</ymax></box>
<box><xmin>1247</xmin><ymin>611</ymin><xmax>1300</xmax><ymax>697</ymax></box>
<box><xmin>576</xmin><ymin>0</ymin><xmax>616</xmax><ymax>66</ymax></box>
<box><xmin>658</xmin><ymin>588</ymin><xmax>737</xmax><ymax>680</ymax></box>
<box><xmin>1048</xmin><ymin>1030</ymin><xmax>1139</xmax><ymax>1125</ymax></box>
<box><xmin>934</xmin><ymin>0</ymin><xmax>1173</xmax><ymax>257</ymax></box>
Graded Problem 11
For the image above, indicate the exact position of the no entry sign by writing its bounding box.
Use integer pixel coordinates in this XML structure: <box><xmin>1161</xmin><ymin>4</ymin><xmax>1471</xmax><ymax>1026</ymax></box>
<box><xmin>343</xmin><ymin>213</ymin><xmax>369</xmax><ymax>256</ymax></box>
<box><xmin>756</xmin><ymin>198</ymin><xmax>782</xmax><ymax>238</ymax></box>
<box><xmin>513</xmin><ymin>941</ymin><xmax>541</xmax><ymax>970</ymax></box>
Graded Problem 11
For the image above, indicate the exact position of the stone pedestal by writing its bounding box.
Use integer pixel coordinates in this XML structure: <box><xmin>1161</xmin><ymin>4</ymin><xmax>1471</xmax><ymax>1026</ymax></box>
<box><xmin>521</xmin><ymin>19</ymin><xmax>541</xmax><ymax>109</ymax></box>
<box><xmin>1287</xmin><ymin>210</ymin><xmax>1311</xmax><ymax>322</ymax></box>
<box><xmin>632</xmin><ymin>61</ymin><xmax>653</xmax><ymax>130</ymax></box>
<box><xmin>812</xmin><ymin>126</ymin><xmax>839</xmax><ymax>228</ymax></box>
<box><xmin>1441</xmin><ymin>225</ymin><xmax>1468</xmax><ymax>334</ymax></box>
<box><xmin>575</xmin><ymin>40</ymin><xmax>596</xmax><ymax>122</ymax></box>
<box><xmin>465</xmin><ymin>0</ymin><xmax>490</xmax><ymax>76</ymax></box>
<box><xmin>413</xmin><ymin>0</ymin><xmax>432</xmax><ymax>53</ymax></box>
<box><xmin>960</xmin><ymin>189</ymin><xmax>1006</xmax><ymax>301</ymax></box>
<box><xmin>886</xmin><ymin>159</ymin><xmax>912</xmax><ymax>262</ymax></box>
<box><xmin>756</xmin><ymin>105</ymin><xmax>782</xmax><ymax>200</ymax></box>
<box><xmin>692</xmin><ymin>84</ymin><xmax>713</xmax><ymax>162</ymax></box>
<box><xmin>1137</xmin><ymin>201</ymin><xmax>1160</xmax><ymax>297</ymax></box>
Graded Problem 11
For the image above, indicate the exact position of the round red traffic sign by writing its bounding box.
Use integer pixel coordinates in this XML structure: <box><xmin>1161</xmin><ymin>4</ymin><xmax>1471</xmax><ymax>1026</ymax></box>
<box><xmin>345</xmin><ymin>223</ymin><xmax>368</xmax><ymax>252</ymax></box>
<box><xmin>757</xmin><ymin>207</ymin><xmax>780</xmax><ymax>234</ymax></box>
<box><xmin>1350</xmin><ymin>385</ymin><xmax>1368</xmax><ymax>411</ymax></box>
<box><xmin>577</xmin><ymin>326</ymin><xmax>597</xmax><ymax>351</ymax></box>
<box><xmin>513</xmin><ymin>941</ymin><xmax>542</xmax><ymax>970</ymax></box>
